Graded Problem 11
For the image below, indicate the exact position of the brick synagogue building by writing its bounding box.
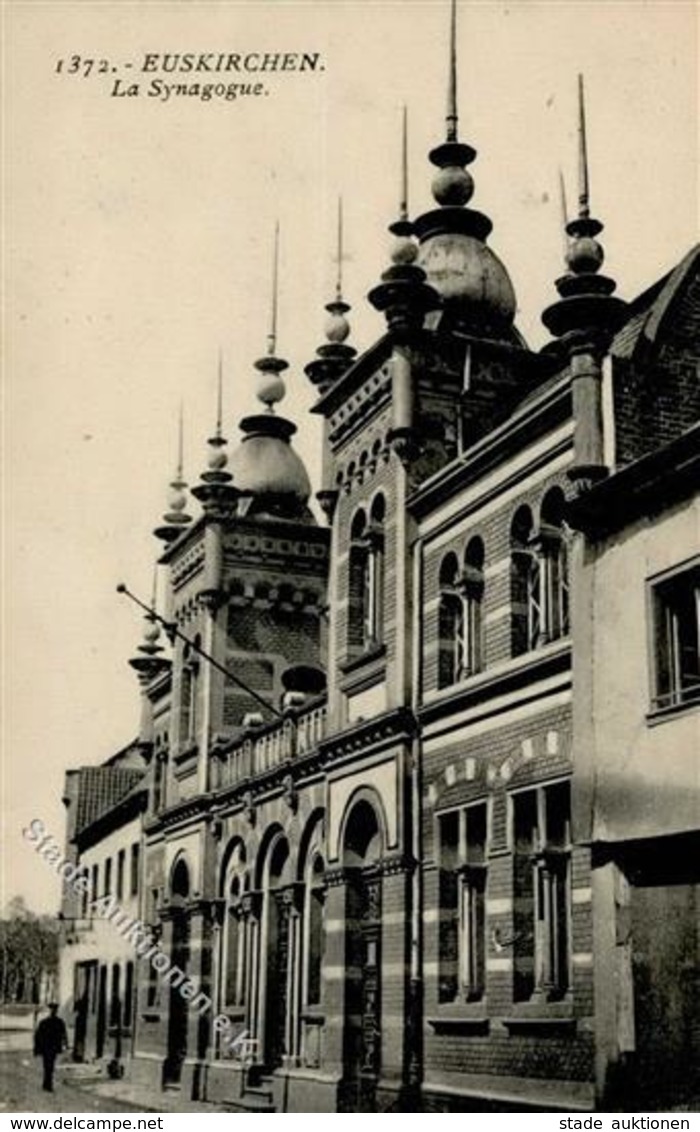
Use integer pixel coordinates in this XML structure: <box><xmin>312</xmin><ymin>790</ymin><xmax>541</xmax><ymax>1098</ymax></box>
<box><xmin>58</xmin><ymin>7</ymin><xmax>700</xmax><ymax>1114</ymax></box>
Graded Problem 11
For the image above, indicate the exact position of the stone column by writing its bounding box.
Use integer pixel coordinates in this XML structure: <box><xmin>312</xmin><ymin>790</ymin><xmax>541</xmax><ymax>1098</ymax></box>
<box><xmin>378</xmin><ymin>855</ymin><xmax>415</xmax><ymax>1106</ymax></box>
<box><xmin>321</xmin><ymin>867</ymin><xmax>352</xmax><ymax>1082</ymax></box>
<box><xmin>281</xmin><ymin>882</ymin><xmax>305</xmax><ymax>1067</ymax></box>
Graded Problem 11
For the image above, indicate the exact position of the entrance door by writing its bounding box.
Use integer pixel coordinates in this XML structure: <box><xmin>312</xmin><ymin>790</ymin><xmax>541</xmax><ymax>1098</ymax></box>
<box><xmin>630</xmin><ymin>875</ymin><xmax>700</xmax><ymax>1108</ymax></box>
<box><xmin>263</xmin><ymin>890</ymin><xmax>290</xmax><ymax>1070</ymax></box>
<box><xmin>95</xmin><ymin>965</ymin><xmax>107</xmax><ymax>1058</ymax></box>
<box><xmin>164</xmin><ymin>910</ymin><xmax>190</xmax><ymax>1086</ymax></box>
<box><xmin>343</xmin><ymin>869</ymin><xmax>382</xmax><ymax>1111</ymax></box>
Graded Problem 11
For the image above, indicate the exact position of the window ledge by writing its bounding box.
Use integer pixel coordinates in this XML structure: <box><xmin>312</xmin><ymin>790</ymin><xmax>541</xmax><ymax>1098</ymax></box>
<box><xmin>300</xmin><ymin>1009</ymin><xmax>325</xmax><ymax>1025</ymax></box>
<box><xmin>428</xmin><ymin>1004</ymin><xmax>489</xmax><ymax>1034</ymax></box>
<box><xmin>338</xmin><ymin>642</ymin><xmax>386</xmax><ymax>677</ymax></box>
<box><xmin>173</xmin><ymin>742</ymin><xmax>199</xmax><ymax>765</ymax></box>
<box><xmin>646</xmin><ymin>696</ymin><xmax>700</xmax><ymax>727</ymax></box>
<box><xmin>503</xmin><ymin>998</ymin><xmax>575</xmax><ymax>1030</ymax></box>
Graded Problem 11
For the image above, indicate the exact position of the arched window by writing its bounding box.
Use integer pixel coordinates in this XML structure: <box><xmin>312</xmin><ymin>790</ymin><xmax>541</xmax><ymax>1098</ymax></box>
<box><xmin>366</xmin><ymin>495</ymin><xmax>386</xmax><ymax>646</ymax></box>
<box><xmin>462</xmin><ymin>537</ymin><xmax>485</xmax><ymax>677</ymax></box>
<box><xmin>348</xmin><ymin>498</ymin><xmax>386</xmax><ymax>653</ymax></box>
<box><xmin>510</xmin><ymin>507</ymin><xmax>540</xmax><ymax>656</ymax></box>
<box><xmin>538</xmin><ymin>489</ymin><xmax>570</xmax><ymax>645</ymax></box>
<box><xmin>180</xmin><ymin>637</ymin><xmax>200</xmax><ymax>747</ymax></box>
<box><xmin>438</xmin><ymin>539</ymin><xmax>484</xmax><ymax>688</ymax></box>
<box><xmin>304</xmin><ymin>854</ymin><xmax>326</xmax><ymax>1008</ymax></box>
<box><xmin>438</xmin><ymin>553</ymin><xmax>464</xmax><ymax>688</ymax></box>
<box><xmin>223</xmin><ymin>846</ymin><xmax>247</xmax><ymax>1010</ymax></box>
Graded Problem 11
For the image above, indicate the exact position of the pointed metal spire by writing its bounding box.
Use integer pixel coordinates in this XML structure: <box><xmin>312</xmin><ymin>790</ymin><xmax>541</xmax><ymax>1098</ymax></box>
<box><xmin>558</xmin><ymin>168</ymin><xmax>570</xmax><ymax>261</ymax></box>
<box><xmin>399</xmin><ymin>104</ymin><xmax>409</xmax><ymax>223</ymax></box>
<box><xmin>267</xmin><ymin>220</ymin><xmax>280</xmax><ymax>357</ymax></box>
<box><xmin>335</xmin><ymin>197</ymin><xmax>344</xmax><ymax>300</ymax></box>
<box><xmin>446</xmin><ymin>0</ymin><xmax>458</xmax><ymax>142</ymax></box>
<box><xmin>215</xmin><ymin>348</ymin><xmax>224</xmax><ymax>440</ymax></box>
<box><xmin>176</xmin><ymin>401</ymin><xmax>185</xmax><ymax>480</ymax></box>
<box><xmin>153</xmin><ymin>406</ymin><xmax>192</xmax><ymax>542</ymax></box>
<box><xmin>577</xmin><ymin>74</ymin><xmax>590</xmax><ymax>219</ymax></box>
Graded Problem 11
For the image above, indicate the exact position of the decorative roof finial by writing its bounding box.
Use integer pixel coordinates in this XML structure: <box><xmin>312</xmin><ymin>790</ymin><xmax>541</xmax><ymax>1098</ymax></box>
<box><xmin>542</xmin><ymin>75</ymin><xmax>626</xmax><ymax>343</ymax></box>
<box><xmin>192</xmin><ymin>352</ymin><xmax>237</xmax><ymax>514</ymax></box>
<box><xmin>368</xmin><ymin>107</ymin><xmax>440</xmax><ymax>334</ymax></box>
<box><xmin>305</xmin><ymin>196</ymin><xmax>357</xmax><ymax>393</ymax></box>
<box><xmin>268</xmin><ymin>219</ymin><xmax>280</xmax><ymax>358</ymax></box>
<box><xmin>254</xmin><ymin>222</ymin><xmax>288</xmax><ymax>411</ymax></box>
<box><xmin>559</xmin><ymin>168</ymin><xmax>570</xmax><ymax>261</ymax></box>
<box><xmin>153</xmin><ymin>405</ymin><xmax>192</xmax><ymax>543</ymax></box>
<box><xmin>335</xmin><ymin>196</ymin><xmax>345</xmax><ymax>301</ymax></box>
<box><xmin>129</xmin><ymin>565</ymin><xmax>169</xmax><ymax>681</ymax></box>
<box><xmin>577</xmin><ymin>74</ymin><xmax>590</xmax><ymax>220</ymax></box>
<box><xmin>446</xmin><ymin>0</ymin><xmax>458</xmax><ymax>143</ymax></box>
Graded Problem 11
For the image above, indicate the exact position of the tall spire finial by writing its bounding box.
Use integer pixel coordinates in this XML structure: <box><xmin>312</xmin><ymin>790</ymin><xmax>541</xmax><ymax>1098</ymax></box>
<box><xmin>154</xmin><ymin>406</ymin><xmax>192</xmax><ymax>542</ymax></box>
<box><xmin>399</xmin><ymin>105</ymin><xmax>409</xmax><ymax>222</ymax></box>
<box><xmin>215</xmin><ymin>349</ymin><xmax>223</xmax><ymax>439</ymax></box>
<box><xmin>577</xmin><ymin>73</ymin><xmax>590</xmax><ymax>219</ymax></box>
<box><xmin>558</xmin><ymin>168</ymin><xmax>570</xmax><ymax>260</ymax></box>
<box><xmin>335</xmin><ymin>197</ymin><xmax>344</xmax><ymax>300</ymax></box>
<box><xmin>446</xmin><ymin>0</ymin><xmax>458</xmax><ymax>142</ymax></box>
<box><xmin>176</xmin><ymin>401</ymin><xmax>184</xmax><ymax>479</ymax></box>
<box><xmin>268</xmin><ymin>220</ymin><xmax>280</xmax><ymax>357</ymax></box>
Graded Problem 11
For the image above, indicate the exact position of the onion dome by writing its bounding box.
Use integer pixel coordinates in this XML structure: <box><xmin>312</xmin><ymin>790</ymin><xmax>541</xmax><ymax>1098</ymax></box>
<box><xmin>368</xmin><ymin>107</ymin><xmax>441</xmax><ymax>334</ymax></box>
<box><xmin>411</xmin><ymin>0</ymin><xmax>517</xmax><ymax>339</ymax></box>
<box><xmin>542</xmin><ymin>76</ymin><xmax>627</xmax><ymax>344</ymax></box>
<box><xmin>191</xmin><ymin>352</ymin><xmax>238</xmax><ymax>516</ymax></box>
<box><xmin>153</xmin><ymin>408</ymin><xmax>193</xmax><ymax>543</ymax></box>
<box><xmin>229</xmin><ymin>224</ymin><xmax>315</xmax><ymax>523</ymax></box>
<box><xmin>305</xmin><ymin>199</ymin><xmax>357</xmax><ymax>393</ymax></box>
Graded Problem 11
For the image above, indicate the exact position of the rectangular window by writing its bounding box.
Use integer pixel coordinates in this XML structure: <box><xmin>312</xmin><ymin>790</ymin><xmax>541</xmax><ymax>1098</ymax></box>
<box><xmin>438</xmin><ymin>802</ymin><xmax>488</xmax><ymax>1003</ymax></box>
<box><xmin>650</xmin><ymin>562</ymin><xmax>700</xmax><ymax>711</ymax></box>
<box><xmin>103</xmin><ymin>857</ymin><xmax>112</xmax><ymax>897</ymax></box>
<box><xmin>512</xmin><ymin>781</ymin><xmax>571</xmax><ymax>1003</ymax></box>
<box><xmin>90</xmin><ymin>864</ymin><xmax>98</xmax><ymax>908</ymax></box>
<box><xmin>130</xmin><ymin>843</ymin><xmax>140</xmax><ymax>897</ymax></box>
<box><xmin>116</xmin><ymin>849</ymin><xmax>125</xmax><ymax>900</ymax></box>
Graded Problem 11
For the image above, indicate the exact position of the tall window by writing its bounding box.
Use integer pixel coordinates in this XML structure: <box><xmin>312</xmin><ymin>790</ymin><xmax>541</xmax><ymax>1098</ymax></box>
<box><xmin>305</xmin><ymin>854</ymin><xmax>326</xmax><ymax>1007</ymax></box>
<box><xmin>439</xmin><ymin>540</ymin><xmax>484</xmax><ymax>688</ymax></box>
<box><xmin>537</xmin><ymin>489</ymin><xmax>570</xmax><ymax>645</ymax></box>
<box><xmin>462</xmin><ymin>538</ymin><xmax>485</xmax><ymax>677</ymax></box>
<box><xmin>180</xmin><ymin>637</ymin><xmax>200</xmax><ymax>747</ymax></box>
<box><xmin>512</xmin><ymin>781</ymin><xmax>571</xmax><ymax>1002</ymax></box>
<box><xmin>223</xmin><ymin>845</ymin><xmax>247</xmax><ymax>1012</ymax></box>
<box><xmin>438</xmin><ymin>802</ymin><xmax>488</xmax><ymax>1003</ymax></box>
<box><xmin>130</xmin><ymin>843</ymin><xmax>140</xmax><ymax>897</ymax></box>
<box><xmin>224</xmin><ymin>877</ymin><xmax>243</xmax><ymax>1007</ymax></box>
<box><xmin>438</xmin><ymin>554</ymin><xmax>464</xmax><ymax>689</ymax></box>
<box><xmin>91</xmin><ymin>865</ymin><xmax>98</xmax><ymax>907</ymax></box>
<box><xmin>123</xmin><ymin>961</ymin><xmax>134</xmax><ymax>1029</ymax></box>
<box><xmin>103</xmin><ymin>857</ymin><xmax>112</xmax><ymax>897</ymax></box>
<box><xmin>650</xmin><ymin>561</ymin><xmax>700</xmax><ymax>710</ymax></box>
<box><xmin>116</xmin><ymin>849</ymin><xmax>125</xmax><ymax>900</ymax></box>
<box><xmin>348</xmin><ymin>498</ymin><xmax>386</xmax><ymax>653</ymax></box>
<box><xmin>511</xmin><ymin>506</ymin><xmax>540</xmax><ymax>656</ymax></box>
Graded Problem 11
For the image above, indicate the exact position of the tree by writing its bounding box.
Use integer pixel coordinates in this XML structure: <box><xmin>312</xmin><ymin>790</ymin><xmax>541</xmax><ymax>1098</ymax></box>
<box><xmin>0</xmin><ymin>897</ymin><xmax>58</xmax><ymax>1004</ymax></box>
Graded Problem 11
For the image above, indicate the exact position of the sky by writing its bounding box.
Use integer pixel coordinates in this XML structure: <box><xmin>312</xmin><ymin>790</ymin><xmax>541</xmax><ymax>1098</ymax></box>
<box><xmin>3</xmin><ymin>0</ymin><xmax>698</xmax><ymax>914</ymax></box>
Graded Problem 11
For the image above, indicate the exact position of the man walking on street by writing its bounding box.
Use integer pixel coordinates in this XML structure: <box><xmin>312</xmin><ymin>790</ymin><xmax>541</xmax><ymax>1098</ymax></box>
<box><xmin>34</xmin><ymin>1002</ymin><xmax>68</xmax><ymax>1092</ymax></box>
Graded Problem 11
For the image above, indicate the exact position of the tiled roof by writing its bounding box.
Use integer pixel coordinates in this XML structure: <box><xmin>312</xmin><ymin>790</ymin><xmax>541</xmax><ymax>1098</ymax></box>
<box><xmin>74</xmin><ymin>766</ymin><xmax>145</xmax><ymax>834</ymax></box>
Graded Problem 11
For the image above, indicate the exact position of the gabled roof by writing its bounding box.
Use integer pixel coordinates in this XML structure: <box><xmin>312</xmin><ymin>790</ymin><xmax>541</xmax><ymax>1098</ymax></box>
<box><xmin>611</xmin><ymin>245</ymin><xmax>700</xmax><ymax>362</ymax></box>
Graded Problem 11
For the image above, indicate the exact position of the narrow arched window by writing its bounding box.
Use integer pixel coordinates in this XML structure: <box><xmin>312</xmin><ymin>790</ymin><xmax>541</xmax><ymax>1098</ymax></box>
<box><xmin>438</xmin><ymin>553</ymin><xmax>464</xmax><ymax>688</ymax></box>
<box><xmin>538</xmin><ymin>489</ymin><xmax>570</xmax><ymax>644</ymax></box>
<box><xmin>511</xmin><ymin>507</ymin><xmax>540</xmax><ymax>655</ymax></box>
<box><xmin>180</xmin><ymin>637</ymin><xmax>200</xmax><ymax>747</ymax></box>
<box><xmin>305</xmin><ymin>854</ymin><xmax>326</xmax><ymax>1007</ymax></box>
<box><xmin>462</xmin><ymin>537</ymin><xmax>485</xmax><ymax>677</ymax></box>
<box><xmin>366</xmin><ymin>495</ymin><xmax>386</xmax><ymax>646</ymax></box>
<box><xmin>224</xmin><ymin>876</ymin><xmax>243</xmax><ymax>1007</ymax></box>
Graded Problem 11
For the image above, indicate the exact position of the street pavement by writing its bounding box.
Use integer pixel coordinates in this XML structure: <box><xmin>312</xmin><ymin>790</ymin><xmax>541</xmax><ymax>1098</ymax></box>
<box><xmin>0</xmin><ymin>1051</ymin><xmax>143</xmax><ymax>1113</ymax></box>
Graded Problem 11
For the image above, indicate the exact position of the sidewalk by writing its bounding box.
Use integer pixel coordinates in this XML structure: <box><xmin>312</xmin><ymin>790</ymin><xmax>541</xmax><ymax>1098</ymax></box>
<box><xmin>71</xmin><ymin>1076</ymin><xmax>228</xmax><ymax>1115</ymax></box>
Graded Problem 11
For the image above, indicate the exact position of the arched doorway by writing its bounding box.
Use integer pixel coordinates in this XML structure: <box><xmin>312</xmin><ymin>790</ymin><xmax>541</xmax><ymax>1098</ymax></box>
<box><xmin>341</xmin><ymin>798</ymin><xmax>383</xmax><ymax>1110</ymax></box>
<box><xmin>261</xmin><ymin>834</ymin><xmax>292</xmax><ymax>1071</ymax></box>
<box><xmin>164</xmin><ymin>858</ymin><xmax>190</xmax><ymax>1088</ymax></box>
